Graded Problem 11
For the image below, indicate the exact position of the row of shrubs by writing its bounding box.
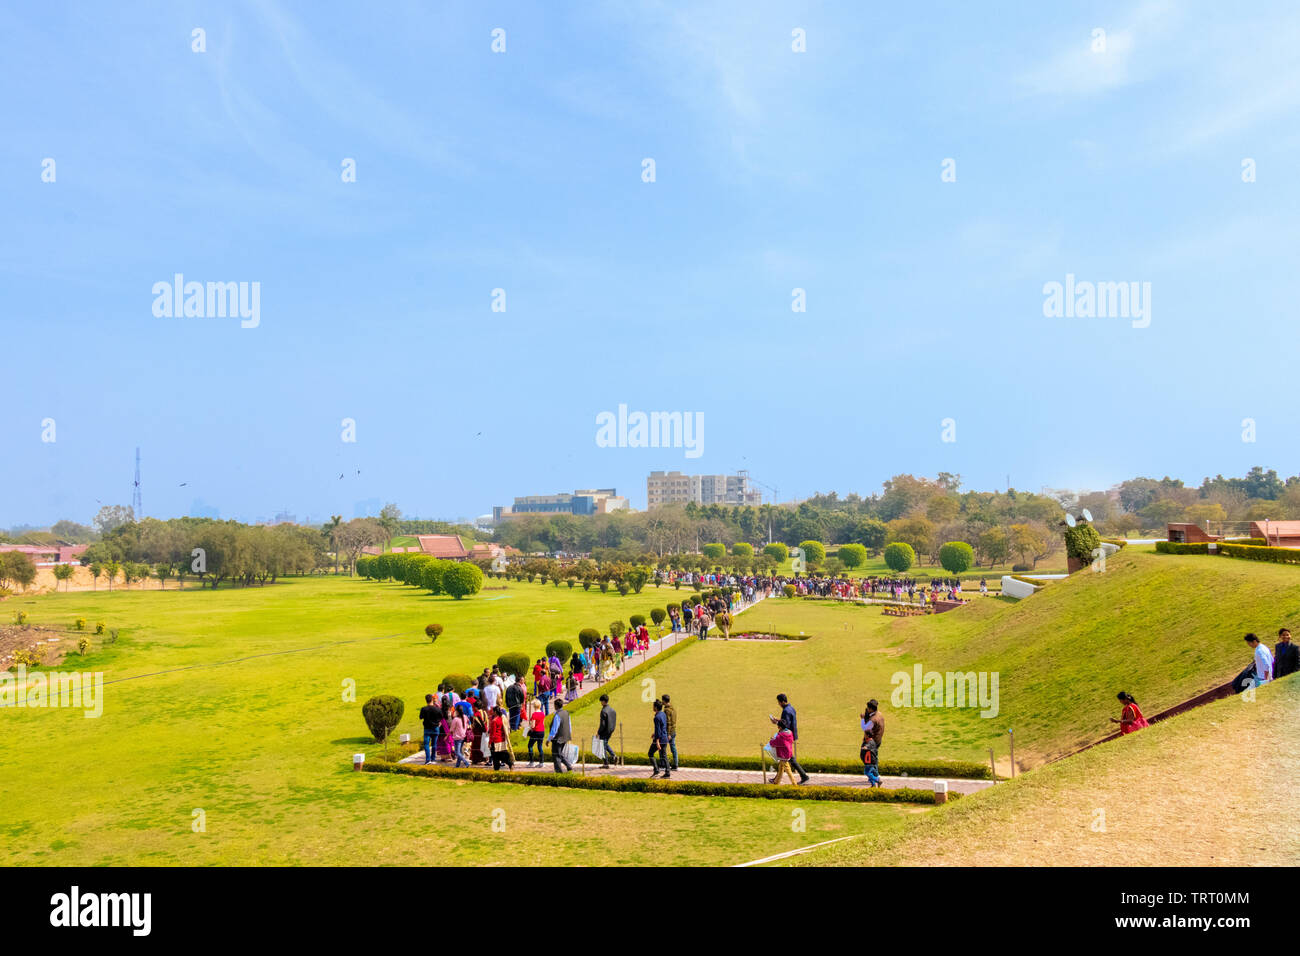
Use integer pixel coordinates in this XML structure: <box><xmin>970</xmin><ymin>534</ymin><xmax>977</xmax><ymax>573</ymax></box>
<box><xmin>434</xmin><ymin>589</ymin><xmax>741</xmax><ymax>696</ymax></box>
<box><xmin>360</xmin><ymin>759</ymin><xmax>946</xmax><ymax>804</ymax></box>
<box><xmin>1154</xmin><ymin>540</ymin><xmax>1299</xmax><ymax>564</ymax></box>
<box><xmin>1219</xmin><ymin>542</ymin><xmax>1300</xmax><ymax>565</ymax></box>
<box><xmin>356</xmin><ymin>553</ymin><xmax>484</xmax><ymax>599</ymax></box>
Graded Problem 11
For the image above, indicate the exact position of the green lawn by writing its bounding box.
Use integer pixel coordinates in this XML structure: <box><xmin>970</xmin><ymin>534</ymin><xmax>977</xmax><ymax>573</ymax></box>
<box><xmin>0</xmin><ymin>575</ymin><xmax>914</xmax><ymax>865</ymax></box>
<box><xmin>4</xmin><ymin>547</ymin><xmax>1293</xmax><ymax>866</ymax></box>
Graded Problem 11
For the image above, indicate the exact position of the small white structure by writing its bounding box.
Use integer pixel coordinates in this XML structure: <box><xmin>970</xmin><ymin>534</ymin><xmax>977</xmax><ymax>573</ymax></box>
<box><xmin>1001</xmin><ymin>576</ymin><xmax>1039</xmax><ymax>599</ymax></box>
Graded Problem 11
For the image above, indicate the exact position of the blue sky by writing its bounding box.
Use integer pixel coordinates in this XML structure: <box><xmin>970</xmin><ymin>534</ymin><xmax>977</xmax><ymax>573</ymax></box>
<box><xmin>4</xmin><ymin>0</ymin><xmax>1299</xmax><ymax>526</ymax></box>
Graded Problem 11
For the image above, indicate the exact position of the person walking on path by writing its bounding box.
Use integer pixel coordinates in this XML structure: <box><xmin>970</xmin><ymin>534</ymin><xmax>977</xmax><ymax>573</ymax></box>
<box><xmin>649</xmin><ymin>700</ymin><xmax>671</xmax><ymax>778</ymax></box>
<box><xmin>489</xmin><ymin>704</ymin><xmax>514</xmax><ymax>771</ymax></box>
<box><xmin>505</xmin><ymin>677</ymin><xmax>526</xmax><ymax>731</ymax></box>
<box><xmin>768</xmin><ymin>719</ymin><xmax>797</xmax><ymax>785</ymax></box>
<box><xmin>449</xmin><ymin>706</ymin><xmax>469</xmax><ymax>767</ymax></box>
<box><xmin>1245</xmin><ymin>633</ymin><xmax>1274</xmax><ymax>687</ymax></box>
<box><xmin>526</xmin><ymin>701</ymin><xmax>546</xmax><ymax>766</ymax></box>
<box><xmin>770</xmin><ymin>693</ymin><xmax>810</xmax><ymax>784</ymax></box>
<box><xmin>597</xmin><ymin>693</ymin><xmax>618</xmax><ymax>768</ymax></box>
<box><xmin>1274</xmin><ymin>628</ymin><xmax>1299</xmax><ymax>680</ymax></box>
<box><xmin>546</xmin><ymin>699</ymin><xmax>574</xmax><ymax>773</ymax></box>
<box><xmin>1109</xmin><ymin>691</ymin><xmax>1149</xmax><ymax>735</ymax></box>
<box><xmin>419</xmin><ymin>693</ymin><xmax>442</xmax><ymax>765</ymax></box>
<box><xmin>860</xmin><ymin>699</ymin><xmax>884</xmax><ymax>785</ymax></box>
<box><xmin>660</xmin><ymin>694</ymin><xmax>678</xmax><ymax>770</ymax></box>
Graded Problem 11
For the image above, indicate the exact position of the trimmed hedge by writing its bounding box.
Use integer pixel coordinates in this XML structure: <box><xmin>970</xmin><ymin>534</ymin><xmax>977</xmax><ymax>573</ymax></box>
<box><xmin>1155</xmin><ymin>541</ymin><xmax>1209</xmax><ymax>555</ymax></box>
<box><xmin>545</xmin><ymin>639</ymin><xmax>573</xmax><ymax>662</ymax></box>
<box><xmin>1219</xmin><ymin>542</ymin><xmax>1300</xmax><ymax>565</ymax></box>
<box><xmin>610</xmin><ymin>751</ymin><xmax>991</xmax><ymax>780</ymax></box>
<box><xmin>360</xmin><ymin>760</ymin><xmax>944</xmax><ymax>804</ymax></box>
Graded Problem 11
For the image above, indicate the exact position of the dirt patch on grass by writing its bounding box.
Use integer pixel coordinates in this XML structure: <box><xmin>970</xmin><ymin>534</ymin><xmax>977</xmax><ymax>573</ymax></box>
<box><xmin>0</xmin><ymin>625</ymin><xmax>73</xmax><ymax>669</ymax></box>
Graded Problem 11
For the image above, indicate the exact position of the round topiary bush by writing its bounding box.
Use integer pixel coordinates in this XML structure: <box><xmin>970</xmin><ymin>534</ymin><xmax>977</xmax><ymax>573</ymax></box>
<box><xmin>361</xmin><ymin>695</ymin><xmax>405</xmax><ymax>746</ymax></box>
<box><xmin>838</xmin><ymin>543</ymin><xmax>868</xmax><ymax>569</ymax></box>
<box><xmin>764</xmin><ymin>542</ymin><xmax>789</xmax><ymax>562</ymax></box>
<box><xmin>702</xmin><ymin>543</ymin><xmax>726</xmax><ymax>561</ymax></box>
<box><xmin>545</xmin><ymin>639</ymin><xmax>573</xmax><ymax>662</ymax></box>
<box><xmin>731</xmin><ymin>542</ymin><xmax>754</xmax><ymax>557</ymax></box>
<box><xmin>883</xmin><ymin>542</ymin><xmax>916</xmax><ymax>573</ymax></box>
<box><xmin>578</xmin><ymin>628</ymin><xmax>601</xmax><ymax>650</ymax></box>
<box><xmin>609</xmin><ymin>620</ymin><xmax>626</xmax><ymax>639</ymax></box>
<box><xmin>938</xmin><ymin>541</ymin><xmax>975</xmax><ymax>575</ymax></box>
<box><xmin>497</xmin><ymin>651</ymin><xmax>530</xmax><ymax>679</ymax></box>
<box><xmin>425</xmin><ymin>623</ymin><xmax>443</xmax><ymax>642</ymax></box>
<box><xmin>629</xmin><ymin>613</ymin><xmax>646</xmax><ymax>628</ymax></box>
<box><xmin>441</xmin><ymin>673</ymin><xmax>474</xmax><ymax>695</ymax></box>
<box><xmin>650</xmin><ymin>608</ymin><xmax>666</xmax><ymax>627</ymax></box>
<box><xmin>1064</xmin><ymin>523</ymin><xmax>1103</xmax><ymax>567</ymax></box>
<box><xmin>442</xmin><ymin>562</ymin><xmax>484</xmax><ymax>599</ymax></box>
<box><xmin>783</xmin><ymin>584</ymin><xmax>797</xmax><ymax>599</ymax></box>
<box><xmin>798</xmin><ymin>540</ymin><xmax>827</xmax><ymax>564</ymax></box>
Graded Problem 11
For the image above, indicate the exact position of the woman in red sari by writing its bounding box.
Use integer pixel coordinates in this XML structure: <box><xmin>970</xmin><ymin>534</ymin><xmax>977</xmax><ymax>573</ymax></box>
<box><xmin>1110</xmin><ymin>691</ymin><xmax>1149</xmax><ymax>734</ymax></box>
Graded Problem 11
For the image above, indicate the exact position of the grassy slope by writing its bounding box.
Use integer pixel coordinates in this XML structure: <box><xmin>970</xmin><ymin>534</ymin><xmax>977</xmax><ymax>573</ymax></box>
<box><xmin>896</xmin><ymin>546</ymin><xmax>1300</xmax><ymax>763</ymax></box>
<box><xmin>0</xmin><ymin>576</ymin><xmax>912</xmax><ymax>865</ymax></box>
<box><xmin>792</xmin><ymin>673</ymin><xmax>1299</xmax><ymax>866</ymax></box>
<box><xmin>601</xmin><ymin>547</ymin><xmax>1298</xmax><ymax>766</ymax></box>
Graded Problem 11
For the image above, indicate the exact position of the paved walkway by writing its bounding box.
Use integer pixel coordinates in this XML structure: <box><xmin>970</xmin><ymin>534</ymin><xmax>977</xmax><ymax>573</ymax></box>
<box><xmin>524</xmin><ymin>592</ymin><xmax>771</xmax><ymax>708</ymax></box>
<box><xmin>397</xmin><ymin>752</ymin><xmax>992</xmax><ymax>794</ymax></box>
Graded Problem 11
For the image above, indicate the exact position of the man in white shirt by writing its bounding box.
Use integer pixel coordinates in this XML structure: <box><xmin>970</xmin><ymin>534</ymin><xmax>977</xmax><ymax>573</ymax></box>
<box><xmin>1245</xmin><ymin>633</ymin><xmax>1274</xmax><ymax>686</ymax></box>
<box><xmin>482</xmin><ymin>680</ymin><xmax>501</xmax><ymax>710</ymax></box>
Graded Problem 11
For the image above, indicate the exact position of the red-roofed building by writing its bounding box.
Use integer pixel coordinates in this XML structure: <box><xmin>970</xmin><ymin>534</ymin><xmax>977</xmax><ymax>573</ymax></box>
<box><xmin>415</xmin><ymin>534</ymin><xmax>472</xmax><ymax>560</ymax></box>
<box><xmin>0</xmin><ymin>544</ymin><xmax>88</xmax><ymax>565</ymax></box>
<box><xmin>1250</xmin><ymin>520</ymin><xmax>1300</xmax><ymax>548</ymax></box>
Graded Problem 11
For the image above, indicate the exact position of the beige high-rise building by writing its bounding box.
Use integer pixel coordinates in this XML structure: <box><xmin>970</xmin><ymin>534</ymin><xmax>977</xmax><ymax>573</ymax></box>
<box><xmin>647</xmin><ymin>470</ymin><xmax>761</xmax><ymax>509</ymax></box>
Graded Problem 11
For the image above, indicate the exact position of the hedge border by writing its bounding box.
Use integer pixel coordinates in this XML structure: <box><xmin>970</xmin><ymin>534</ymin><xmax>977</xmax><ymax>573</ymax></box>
<box><xmin>370</xmin><ymin>743</ymin><xmax>989</xmax><ymax>780</ymax></box>
<box><xmin>1219</xmin><ymin>542</ymin><xmax>1300</xmax><ymax>565</ymax></box>
<box><xmin>360</xmin><ymin>759</ymin><xmax>945</xmax><ymax>804</ymax></box>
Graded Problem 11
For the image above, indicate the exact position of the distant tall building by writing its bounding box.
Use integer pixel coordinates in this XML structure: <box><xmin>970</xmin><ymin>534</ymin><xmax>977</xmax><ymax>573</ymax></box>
<box><xmin>493</xmin><ymin>488</ymin><xmax>629</xmax><ymax>523</ymax></box>
<box><xmin>647</xmin><ymin>471</ymin><xmax>761</xmax><ymax>509</ymax></box>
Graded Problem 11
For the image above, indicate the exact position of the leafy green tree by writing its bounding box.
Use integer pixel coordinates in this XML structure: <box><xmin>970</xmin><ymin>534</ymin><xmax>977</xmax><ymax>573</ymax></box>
<box><xmin>52</xmin><ymin>562</ymin><xmax>74</xmax><ymax>591</ymax></box>
<box><xmin>938</xmin><ymin>541</ymin><xmax>975</xmax><ymax>574</ymax></box>
<box><xmin>702</xmin><ymin>543</ymin><xmax>725</xmax><ymax>561</ymax></box>
<box><xmin>882</xmin><ymin>542</ymin><xmax>916</xmax><ymax>573</ymax></box>
<box><xmin>764</xmin><ymin>542</ymin><xmax>789</xmax><ymax>562</ymax></box>
<box><xmin>153</xmin><ymin>563</ymin><xmax>174</xmax><ymax>589</ymax></box>
<box><xmin>976</xmin><ymin>527</ymin><xmax>1010</xmax><ymax>567</ymax></box>
<box><xmin>731</xmin><ymin>542</ymin><xmax>754</xmax><ymax>557</ymax></box>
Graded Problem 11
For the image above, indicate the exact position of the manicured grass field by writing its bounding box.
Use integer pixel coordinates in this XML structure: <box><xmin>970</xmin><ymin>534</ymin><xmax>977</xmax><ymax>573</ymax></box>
<box><xmin>596</xmin><ymin>548</ymin><xmax>1297</xmax><ymax>767</ymax></box>
<box><xmin>792</xmin><ymin>673</ymin><xmax>1299</xmax><ymax>867</ymax></box>
<box><xmin>0</xmin><ymin>575</ymin><xmax>915</xmax><ymax>865</ymax></box>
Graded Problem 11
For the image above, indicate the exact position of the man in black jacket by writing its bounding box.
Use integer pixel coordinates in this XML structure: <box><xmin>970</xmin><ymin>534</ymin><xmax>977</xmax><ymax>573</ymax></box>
<box><xmin>1275</xmin><ymin>628</ymin><xmax>1299</xmax><ymax>679</ymax></box>
<box><xmin>597</xmin><ymin>694</ymin><xmax>618</xmax><ymax>768</ymax></box>
<box><xmin>505</xmin><ymin>678</ymin><xmax>526</xmax><ymax>731</ymax></box>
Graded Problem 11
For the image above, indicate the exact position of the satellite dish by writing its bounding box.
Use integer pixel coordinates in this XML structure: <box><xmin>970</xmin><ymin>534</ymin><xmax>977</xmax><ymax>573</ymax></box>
<box><xmin>1065</xmin><ymin>513</ymin><xmax>1077</xmax><ymax>528</ymax></box>
<box><xmin>1081</xmin><ymin>508</ymin><xmax>1093</xmax><ymax>523</ymax></box>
